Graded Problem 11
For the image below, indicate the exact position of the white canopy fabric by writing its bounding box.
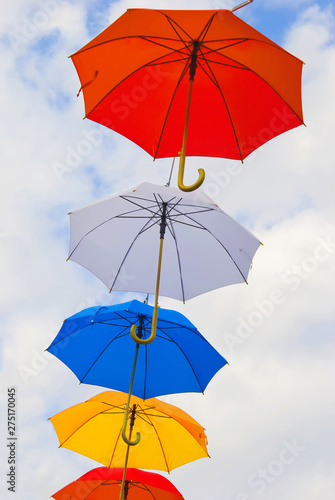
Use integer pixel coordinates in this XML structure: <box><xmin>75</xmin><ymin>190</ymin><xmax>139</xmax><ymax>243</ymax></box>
<box><xmin>68</xmin><ymin>182</ymin><xmax>261</xmax><ymax>301</ymax></box>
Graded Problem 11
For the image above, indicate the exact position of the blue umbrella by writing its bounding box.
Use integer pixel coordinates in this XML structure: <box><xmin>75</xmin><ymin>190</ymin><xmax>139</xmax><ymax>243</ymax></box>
<box><xmin>47</xmin><ymin>299</ymin><xmax>227</xmax><ymax>401</ymax></box>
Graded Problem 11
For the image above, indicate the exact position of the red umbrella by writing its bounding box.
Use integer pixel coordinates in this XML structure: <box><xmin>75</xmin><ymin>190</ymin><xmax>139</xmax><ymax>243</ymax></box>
<box><xmin>52</xmin><ymin>467</ymin><xmax>184</xmax><ymax>500</ymax></box>
<box><xmin>70</xmin><ymin>4</ymin><xmax>304</xmax><ymax>191</ymax></box>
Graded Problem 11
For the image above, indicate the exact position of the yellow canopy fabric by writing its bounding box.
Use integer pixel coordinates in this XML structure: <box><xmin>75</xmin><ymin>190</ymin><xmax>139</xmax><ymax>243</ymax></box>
<box><xmin>49</xmin><ymin>391</ymin><xmax>209</xmax><ymax>472</ymax></box>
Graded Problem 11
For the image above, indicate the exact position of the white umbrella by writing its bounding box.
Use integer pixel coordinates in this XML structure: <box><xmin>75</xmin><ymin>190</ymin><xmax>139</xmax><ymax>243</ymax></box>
<box><xmin>68</xmin><ymin>182</ymin><xmax>261</xmax><ymax>342</ymax></box>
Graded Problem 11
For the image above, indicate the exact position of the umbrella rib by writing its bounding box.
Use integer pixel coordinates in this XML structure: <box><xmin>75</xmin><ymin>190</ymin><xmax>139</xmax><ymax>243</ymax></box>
<box><xmin>165</xmin><ymin>211</ymin><xmax>186</xmax><ymax>303</ymax></box>
<box><xmin>199</xmin><ymin>40</ymin><xmax>303</xmax><ymax>126</ymax></box>
<box><xmin>110</xmin><ymin>210</ymin><xmax>162</xmax><ymax>291</ymax></box>
<box><xmin>68</xmin><ymin>204</ymin><xmax>159</xmax><ymax>260</ymax></box>
<box><xmin>200</xmin><ymin>38</ymin><xmax>249</xmax><ymax>53</ymax></box>
<box><xmin>145</xmin><ymin>55</ymin><xmax>190</xmax><ymax>67</ymax></box>
<box><xmin>198</xmin><ymin>11</ymin><xmax>218</xmax><ymax>43</ymax></box>
<box><xmin>130</xmin><ymin>482</ymin><xmax>157</xmax><ymax>499</ymax></box>
<box><xmin>55</xmin><ymin>405</ymin><xmax>116</xmax><ymax>448</ymax></box>
<box><xmin>177</xmin><ymin>208</ymin><xmax>249</xmax><ymax>282</ymax></box>
<box><xmin>156</xmin><ymin>322</ymin><xmax>204</xmax><ymax>337</ymax></box>
<box><xmin>166</xmin><ymin>202</ymin><xmax>212</xmax><ymax>230</ymax></box>
<box><xmin>198</xmin><ymin>54</ymin><xmax>250</xmax><ymax>71</ymax></box>
<box><xmin>158</xmin><ymin>330</ymin><xmax>206</xmax><ymax>392</ymax></box>
<box><xmin>71</xmin><ymin>34</ymin><xmax>192</xmax><ymax>57</ymax></box>
<box><xmin>198</xmin><ymin>44</ymin><xmax>243</xmax><ymax>161</ymax></box>
<box><xmin>120</xmin><ymin>195</ymin><xmax>164</xmax><ymax>219</ymax></box>
<box><xmin>157</xmin><ymin>11</ymin><xmax>194</xmax><ymax>51</ymax></box>
<box><xmin>151</xmin><ymin>12</ymin><xmax>221</xmax><ymax>159</ymax></box>
<box><xmin>167</xmin><ymin>216</ymin><xmax>206</xmax><ymax>231</ymax></box>
<box><xmin>47</xmin><ymin>323</ymin><xmax>92</xmax><ymax>348</ymax></box>
<box><xmin>79</xmin><ymin>325</ymin><xmax>132</xmax><ymax>384</ymax></box>
<box><xmin>50</xmin><ymin>313</ymin><xmax>140</xmax><ymax>350</ymax></box>
<box><xmin>157</xmin><ymin>193</ymin><xmax>185</xmax><ymax>218</ymax></box>
<box><xmin>109</xmin><ymin>424</ymin><xmax>123</xmax><ymax>469</ymax></box>
<box><xmin>139</xmin><ymin>35</ymin><xmax>193</xmax><ymax>58</ymax></box>
<box><xmin>107</xmin><ymin>310</ymin><xmax>141</xmax><ymax>327</ymax></box>
<box><xmin>83</xmin><ymin>47</ymin><xmax>189</xmax><ymax>119</ymax></box>
<box><xmin>140</xmin><ymin>407</ymin><xmax>171</xmax><ymax>472</ymax></box>
<box><xmin>154</xmin><ymin>61</ymin><xmax>190</xmax><ymax>159</ymax></box>
<box><xmin>122</xmin><ymin>194</ymin><xmax>213</xmax><ymax>212</ymax></box>
<box><xmin>80</xmin><ymin>481</ymin><xmax>104</xmax><ymax>500</ymax></box>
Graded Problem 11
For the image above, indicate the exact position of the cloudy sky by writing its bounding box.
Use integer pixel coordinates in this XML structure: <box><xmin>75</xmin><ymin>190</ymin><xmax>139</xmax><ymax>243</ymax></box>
<box><xmin>1</xmin><ymin>0</ymin><xmax>334</xmax><ymax>499</ymax></box>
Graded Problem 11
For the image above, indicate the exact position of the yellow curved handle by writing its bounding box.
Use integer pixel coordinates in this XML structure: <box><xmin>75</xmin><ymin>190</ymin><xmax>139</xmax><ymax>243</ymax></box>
<box><xmin>121</xmin><ymin>409</ymin><xmax>140</xmax><ymax>446</ymax></box>
<box><xmin>178</xmin><ymin>159</ymin><xmax>205</xmax><ymax>192</ymax></box>
<box><xmin>130</xmin><ymin>308</ymin><xmax>157</xmax><ymax>345</ymax></box>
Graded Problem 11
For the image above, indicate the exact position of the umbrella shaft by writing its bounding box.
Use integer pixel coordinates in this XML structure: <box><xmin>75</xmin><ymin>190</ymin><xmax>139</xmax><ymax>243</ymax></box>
<box><xmin>154</xmin><ymin>237</ymin><xmax>164</xmax><ymax>310</ymax></box>
<box><xmin>159</xmin><ymin>202</ymin><xmax>167</xmax><ymax>239</ymax></box>
<box><xmin>177</xmin><ymin>66</ymin><xmax>205</xmax><ymax>192</ymax></box>
<box><xmin>119</xmin><ymin>348</ymin><xmax>139</xmax><ymax>500</ymax></box>
<box><xmin>181</xmin><ymin>77</ymin><xmax>194</xmax><ymax>157</ymax></box>
<box><xmin>119</xmin><ymin>432</ymin><xmax>132</xmax><ymax>500</ymax></box>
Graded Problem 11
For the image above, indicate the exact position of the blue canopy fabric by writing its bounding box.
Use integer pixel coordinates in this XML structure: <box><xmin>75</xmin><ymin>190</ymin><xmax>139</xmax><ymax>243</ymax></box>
<box><xmin>47</xmin><ymin>299</ymin><xmax>227</xmax><ymax>399</ymax></box>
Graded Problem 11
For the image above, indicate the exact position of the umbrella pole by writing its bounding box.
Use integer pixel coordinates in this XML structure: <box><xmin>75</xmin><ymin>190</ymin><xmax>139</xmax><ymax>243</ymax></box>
<box><xmin>130</xmin><ymin>239</ymin><xmax>164</xmax><ymax>345</ymax></box>
<box><xmin>131</xmin><ymin>204</ymin><xmax>167</xmax><ymax>345</ymax></box>
<box><xmin>119</xmin><ymin>404</ymin><xmax>137</xmax><ymax>500</ymax></box>
<box><xmin>178</xmin><ymin>42</ymin><xmax>205</xmax><ymax>192</ymax></box>
<box><xmin>121</xmin><ymin>344</ymin><xmax>141</xmax><ymax>446</ymax></box>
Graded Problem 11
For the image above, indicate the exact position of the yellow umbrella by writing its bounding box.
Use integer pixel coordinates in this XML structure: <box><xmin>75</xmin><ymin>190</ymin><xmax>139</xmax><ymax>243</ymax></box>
<box><xmin>49</xmin><ymin>390</ymin><xmax>209</xmax><ymax>473</ymax></box>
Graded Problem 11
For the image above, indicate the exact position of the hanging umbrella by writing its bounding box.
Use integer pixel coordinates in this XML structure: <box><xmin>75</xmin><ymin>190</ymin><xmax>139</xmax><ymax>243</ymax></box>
<box><xmin>70</xmin><ymin>3</ymin><xmax>304</xmax><ymax>191</ymax></box>
<box><xmin>46</xmin><ymin>299</ymin><xmax>227</xmax><ymax>400</ymax></box>
<box><xmin>52</xmin><ymin>467</ymin><xmax>184</xmax><ymax>500</ymax></box>
<box><xmin>49</xmin><ymin>390</ymin><xmax>209</xmax><ymax>473</ymax></box>
<box><xmin>67</xmin><ymin>182</ymin><xmax>261</xmax><ymax>340</ymax></box>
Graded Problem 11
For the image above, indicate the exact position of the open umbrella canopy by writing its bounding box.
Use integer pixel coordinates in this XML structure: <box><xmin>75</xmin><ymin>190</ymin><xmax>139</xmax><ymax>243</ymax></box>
<box><xmin>52</xmin><ymin>467</ymin><xmax>184</xmax><ymax>500</ymax></box>
<box><xmin>49</xmin><ymin>390</ymin><xmax>209</xmax><ymax>472</ymax></box>
<box><xmin>67</xmin><ymin>182</ymin><xmax>261</xmax><ymax>301</ymax></box>
<box><xmin>70</xmin><ymin>8</ymin><xmax>303</xmax><ymax>190</ymax></box>
<box><xmin>46</xmin><ymin>299</ymin><xmax>227</xmax><ymax>399</ymax></box>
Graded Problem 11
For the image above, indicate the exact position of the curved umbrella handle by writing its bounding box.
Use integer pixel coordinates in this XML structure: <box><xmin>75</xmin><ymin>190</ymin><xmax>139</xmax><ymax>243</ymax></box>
<box><xmin>178</xmin><ymin>155</ymin><xmax>205</xmax><ymax>192</ymax></box>
<box><xmin>130</xmin><ymin>306</ymin><xmax>157</xmax><ymax>345</ymax></box>
<box><xmin>130</xmin><ymin>236</ymin><xmax>165</xmax><ymax>345</ymax></box>
<box><xmin>121</xmin><ymin>410</ymin><xmax>140</xmax><ymax>446</ymax></box>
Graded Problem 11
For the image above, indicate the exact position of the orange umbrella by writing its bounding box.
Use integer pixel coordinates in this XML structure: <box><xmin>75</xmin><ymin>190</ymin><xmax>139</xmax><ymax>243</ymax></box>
<box><xmin>49</xmin><ymin>390</ymin><xmax>208</xmax><ymax>472</ymax></box>
<box><xmin>71</xmin><ymin>5</ymin><xmax>304</xmax><ymax>191</ymax></box>
<box><xmin>50</xmin><ymin>391</ymin><xmax>208</xmax><ymax>500</ymax></box>
<box><xmin>52</xmin><ymin>467</ymin><xmax>184</xmax><ymax>500</ymax></box>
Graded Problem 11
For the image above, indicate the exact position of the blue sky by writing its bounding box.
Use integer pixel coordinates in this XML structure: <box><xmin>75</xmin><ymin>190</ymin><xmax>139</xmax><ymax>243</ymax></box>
<box><xmin>0</xmin><ymin>1</ymin><xmax>335</xmax><ymax>499</ymax></box>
